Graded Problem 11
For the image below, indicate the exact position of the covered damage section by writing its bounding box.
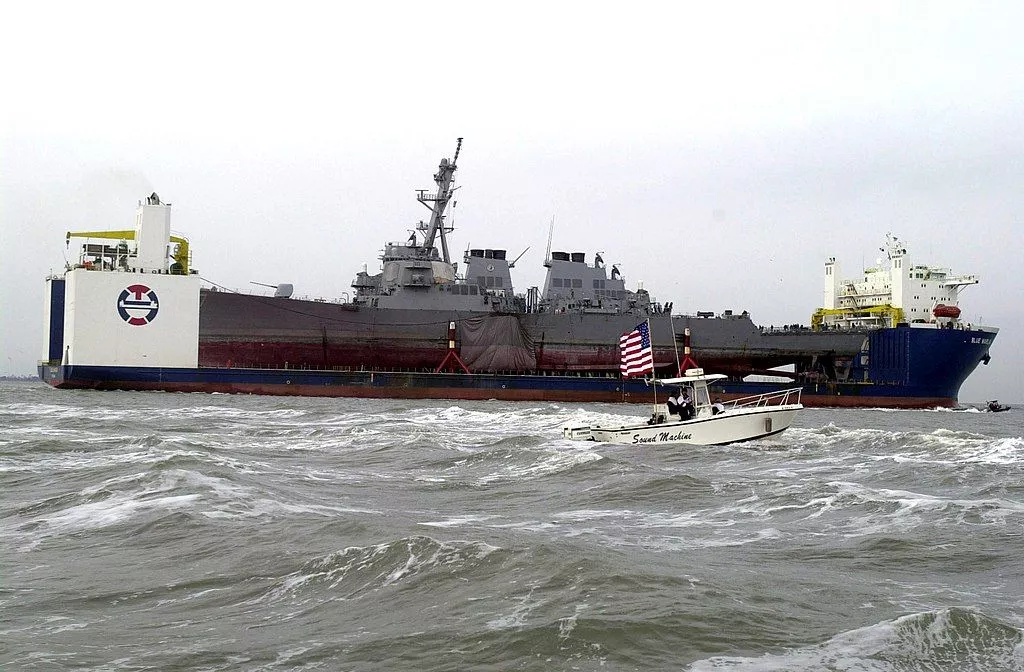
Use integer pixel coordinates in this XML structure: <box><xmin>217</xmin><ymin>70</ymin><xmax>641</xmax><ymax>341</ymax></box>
<box><xmin>459</xmin><ymin>315</ymin><xmax>537</xmax><ymax>371</ymax></box>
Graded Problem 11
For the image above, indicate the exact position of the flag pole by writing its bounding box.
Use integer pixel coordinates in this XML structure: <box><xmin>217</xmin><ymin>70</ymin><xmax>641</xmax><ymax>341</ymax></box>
<box><xmin>620</xmin><ymin>318</ymin><xmax>660</xmax><ymax>421</ymax></box>
<box><xmin>647</xmin><ymin>317</ymin><xmax>658</xmax><ymax>414</ymax></box>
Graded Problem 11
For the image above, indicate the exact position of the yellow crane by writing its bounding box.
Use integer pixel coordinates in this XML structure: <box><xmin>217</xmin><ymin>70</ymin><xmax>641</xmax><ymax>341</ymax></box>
<box><xmin>811</xmin><ymin>305</ymin><xmax>905</xmax><ymax>330</ymax></box>
<box><xmin>65</xmin><ymin>230</ymin><xmax>190</xmax><ymax>275</ymax></box>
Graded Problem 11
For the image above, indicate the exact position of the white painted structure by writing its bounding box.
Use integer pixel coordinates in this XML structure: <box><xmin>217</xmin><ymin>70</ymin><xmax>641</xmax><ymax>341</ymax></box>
<box><xmin>57</xmin><ymin>270</ymin><xmax>199</xmax><ymax>367</ymax></box>
<box><xmin>563</xmin><ymin>369</ymin><xmax>803</xmax><ymax>446</ymax></box>
<box><xmin>44</xmin><ymin>196</ymin><xmax>200</xmax><ymax>368</ymax></box>
<box><xmin>819</xmin><ymin>234</ymin><xmax>979</xmax><ymax>329</ymax></box>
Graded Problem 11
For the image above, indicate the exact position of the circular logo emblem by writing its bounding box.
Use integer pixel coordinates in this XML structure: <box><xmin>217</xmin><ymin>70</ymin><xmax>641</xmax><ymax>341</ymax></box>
<box><xmin>117</xmin><ymin>284</ymin><xmax>159</xmax><ymax>325</ymax></box>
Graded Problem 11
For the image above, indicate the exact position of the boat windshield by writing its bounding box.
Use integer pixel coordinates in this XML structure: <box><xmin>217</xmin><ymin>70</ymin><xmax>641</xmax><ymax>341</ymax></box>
<box><xmin>694</xmin><ymin>384</ymin><xmax>711</xmax><ymax>408</ymax></box>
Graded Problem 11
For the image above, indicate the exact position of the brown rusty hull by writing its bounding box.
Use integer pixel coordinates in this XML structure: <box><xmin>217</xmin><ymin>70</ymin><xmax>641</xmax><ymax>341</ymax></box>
<box><xmin>197</xmin><ymin>290</ymin><xmax>866</xmax><ymax>374</ymax></box>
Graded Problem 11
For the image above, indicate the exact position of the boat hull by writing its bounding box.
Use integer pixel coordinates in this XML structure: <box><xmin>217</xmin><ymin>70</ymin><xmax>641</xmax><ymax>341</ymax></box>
<box><xmin>570</xmin><ymin>405</ymin><xmax>802</xmax><ymax>445</ymax></box>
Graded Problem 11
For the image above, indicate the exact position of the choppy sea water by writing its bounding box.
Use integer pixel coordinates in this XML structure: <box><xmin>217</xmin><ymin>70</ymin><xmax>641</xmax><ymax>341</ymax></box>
<box><xmin>1</xmin><ymin>380</ymin><xmax>1022</xmax><ymax>671</ymax></box>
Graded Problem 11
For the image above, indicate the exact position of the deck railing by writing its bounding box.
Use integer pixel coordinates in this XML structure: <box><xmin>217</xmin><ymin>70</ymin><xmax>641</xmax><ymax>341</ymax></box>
<box><xmin>727</xmin><ymin>387</ymin><xmax>803</xmax><ymax>409</ymax></box>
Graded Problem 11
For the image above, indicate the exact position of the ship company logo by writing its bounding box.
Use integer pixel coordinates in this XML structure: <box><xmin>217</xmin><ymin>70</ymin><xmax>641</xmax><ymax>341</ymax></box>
<box><xmin>117</xmin><ymin>284</ymin><xmax>159</xmax><ymax>325</ymax></box>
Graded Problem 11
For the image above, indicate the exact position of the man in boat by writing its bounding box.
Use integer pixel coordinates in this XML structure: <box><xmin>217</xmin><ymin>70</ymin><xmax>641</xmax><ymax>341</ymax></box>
<box><xmin>712</xmin><ymin>398</ymin><xmax>726</xmax><ymax>415</ymax></box>
<box><xmin>667</xmin><ymin>389</ymin><xmax>685</xmax><ymax>420</ymax></box>
<box><xmin>680</xmin><ymin>387</ymin><xmax>695</xmax><ymax>420</ymax></box>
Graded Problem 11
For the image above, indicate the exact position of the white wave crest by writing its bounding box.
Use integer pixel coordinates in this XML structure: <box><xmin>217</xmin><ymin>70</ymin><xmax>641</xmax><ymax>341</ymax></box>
<box><xmin>686</xmin><ymin>607</ymin><xmax>1024</xmax><ymax>671</ymax></box>
<box><xmin>260</xmin><ymin>536</ymin><xmax>500</xmax><ymax>603</ymax></box>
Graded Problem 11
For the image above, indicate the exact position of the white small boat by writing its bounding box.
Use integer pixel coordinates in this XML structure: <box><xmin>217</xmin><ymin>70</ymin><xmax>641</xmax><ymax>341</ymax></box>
<box><xmin>563</xmin><ymin>368</ymin><xmax>803</xmax><ymax>445</ymax></box>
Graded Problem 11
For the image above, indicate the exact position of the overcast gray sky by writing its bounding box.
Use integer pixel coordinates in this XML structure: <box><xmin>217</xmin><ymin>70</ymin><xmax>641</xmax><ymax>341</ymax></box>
<box><xmin>3</xmin><ymin>1</ymin><xmax>1022</xmax><ymax>403</ymax></box>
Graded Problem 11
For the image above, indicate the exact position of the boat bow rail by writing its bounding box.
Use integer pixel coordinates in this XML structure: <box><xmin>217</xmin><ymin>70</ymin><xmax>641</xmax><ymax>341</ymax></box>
<box><xmin>720</xmin><ymin>387</ymin><xmax>803</xmax><ymax>410</ymax></box>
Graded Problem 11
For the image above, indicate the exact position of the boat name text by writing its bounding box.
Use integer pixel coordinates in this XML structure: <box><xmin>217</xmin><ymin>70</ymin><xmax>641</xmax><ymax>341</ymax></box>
<box><xmin>633</xmin><ymin>431</ymin><xmax>693</xmax><ymax>444</ymax></box>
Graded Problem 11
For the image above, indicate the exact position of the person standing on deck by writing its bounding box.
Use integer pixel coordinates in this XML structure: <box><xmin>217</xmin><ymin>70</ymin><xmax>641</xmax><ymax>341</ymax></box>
<box><xmin>680</xmin><ymin>387</ymin><xmax>694</xmax><ymax>420</ymax></box>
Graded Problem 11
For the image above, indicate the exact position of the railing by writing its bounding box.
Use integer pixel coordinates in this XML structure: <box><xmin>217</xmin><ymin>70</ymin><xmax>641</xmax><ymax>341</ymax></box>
<box><xmin>726</xmin><ymin>387</ymin><xmax>803</xmax><ymax>409</ymax></box>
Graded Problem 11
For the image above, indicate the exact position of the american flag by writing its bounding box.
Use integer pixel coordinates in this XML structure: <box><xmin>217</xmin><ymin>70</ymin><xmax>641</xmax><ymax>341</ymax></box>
<box><xmin>620</xmin><ymin>321</ymin><xmax>654</xmax><ymax>378</ymax></box>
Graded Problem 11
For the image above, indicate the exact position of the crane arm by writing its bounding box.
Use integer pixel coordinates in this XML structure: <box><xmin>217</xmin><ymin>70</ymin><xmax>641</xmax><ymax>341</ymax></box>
<box><xmin>66</xmin><ymin>230</ymin><xmax>135</xmax><ymax>242</ymax></box>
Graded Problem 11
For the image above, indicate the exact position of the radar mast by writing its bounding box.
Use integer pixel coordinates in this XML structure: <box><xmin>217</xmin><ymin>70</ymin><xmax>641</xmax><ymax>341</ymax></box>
<box><xmin>417</xmin><ymin>137</ymin><xmax>462</xmax><ymax>263</ymax></box>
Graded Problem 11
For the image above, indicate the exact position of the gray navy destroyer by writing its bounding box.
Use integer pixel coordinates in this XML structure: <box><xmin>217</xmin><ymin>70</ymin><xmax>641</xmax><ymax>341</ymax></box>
<box><xmin>40</xmin><ymin>139</ymin><xmax>998</xmax><ymax>407</ymax></box>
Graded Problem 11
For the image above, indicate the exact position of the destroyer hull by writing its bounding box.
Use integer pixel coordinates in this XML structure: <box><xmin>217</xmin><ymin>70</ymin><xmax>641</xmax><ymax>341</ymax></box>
<box><xmin>197</xmin><ymin>290</ymin><xmax>866</xmax><ymax>373</ymax></box>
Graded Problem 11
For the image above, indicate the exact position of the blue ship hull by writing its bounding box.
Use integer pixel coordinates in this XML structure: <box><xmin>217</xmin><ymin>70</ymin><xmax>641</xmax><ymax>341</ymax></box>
<box><xmin>709</xmin><ymin>324</ymin><xmax>996</xmax><ymax>407</ymax></box>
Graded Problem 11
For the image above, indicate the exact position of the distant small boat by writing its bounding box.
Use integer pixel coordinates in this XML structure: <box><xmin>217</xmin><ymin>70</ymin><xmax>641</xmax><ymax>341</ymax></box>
<box><xmin>563</xmin><ymin>368</ymin><xmax>803</xmax><ymax>445</ymax></box>
<box><xmin>985</xmin><ymin>400</ymin><xmax>1011</xmax><ymax>413</ymax></box>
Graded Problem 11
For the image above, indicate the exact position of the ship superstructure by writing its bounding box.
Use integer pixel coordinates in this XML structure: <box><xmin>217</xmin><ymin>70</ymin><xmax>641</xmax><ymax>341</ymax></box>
<box><xmin>539</xmin><ymin>251</ymin><xmax>658</xmax><ymax>315</ymax></box>
<box><xmin>42</xmin><ymin>194</ymin><xmax>200</xmax><ymax>374</ymax></box>
<box><xmin>350</xmin><ymin>139</ymin><xmax>521</xmax><ymax>313</ymax></box>
<box><xmin>815</xmin><ymin>233</ymin><xmax>979</xmax><ymax>329</ymax></box>
<box><xmin>349</xmin><ymin>138</ymin><xmax>656</xmax><ymax>318</ymax></box>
